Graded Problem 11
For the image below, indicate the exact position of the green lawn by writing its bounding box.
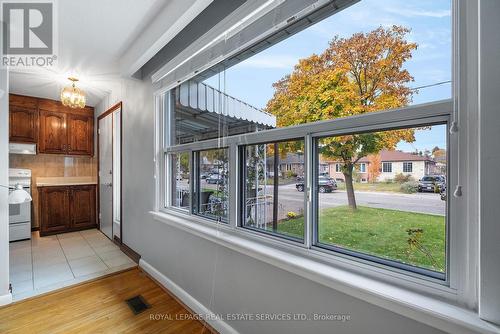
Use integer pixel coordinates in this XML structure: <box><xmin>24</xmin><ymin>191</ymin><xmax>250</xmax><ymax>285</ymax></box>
<box><xmin>336</xmin><ymin>182</ymin><xmax>403</xmax><ymax>193</ymax></box>
<box><xmin>277</xmin><ymin>206</ymin><xmax>445</xmax><ymax>272</ymax></box>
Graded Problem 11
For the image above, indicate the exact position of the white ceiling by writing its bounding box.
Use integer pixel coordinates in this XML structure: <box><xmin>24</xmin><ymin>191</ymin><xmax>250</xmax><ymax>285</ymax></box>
<box><xmin>8</xmin><ymin>0</ymin><xmax>168</xmax><ymax>106</ymax></box>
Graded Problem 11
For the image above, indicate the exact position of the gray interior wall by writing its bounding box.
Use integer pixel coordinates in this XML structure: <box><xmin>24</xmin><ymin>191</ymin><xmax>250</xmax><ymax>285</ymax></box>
<box><xmin>94</xmin><ymin>76</ymin><xmax>447</xmax><ymax>334</ymax></box>
<box><xmin>479</xmin><ymin>0</ymin><xmax>500</xmax><ymax>324</ymax></box>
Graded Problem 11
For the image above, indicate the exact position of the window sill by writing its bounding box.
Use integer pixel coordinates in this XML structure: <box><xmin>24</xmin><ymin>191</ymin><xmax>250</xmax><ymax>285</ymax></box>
<box><xmin>151</xmin><ymin>210</ymin><xmax>500</xmax><ymax>334</ymax></box>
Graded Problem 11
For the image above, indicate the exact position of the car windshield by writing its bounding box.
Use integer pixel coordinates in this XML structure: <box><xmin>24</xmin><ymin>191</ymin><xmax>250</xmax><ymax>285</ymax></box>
<box><xmin>422</xmin><ymin>176</ymin><xmax>436</xmax><ymax>181</ymax></box>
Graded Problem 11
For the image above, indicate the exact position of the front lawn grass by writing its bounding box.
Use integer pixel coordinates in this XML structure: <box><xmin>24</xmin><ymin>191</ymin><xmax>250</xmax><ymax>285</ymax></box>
<box><xmin>278</xmin><ymin>206</ymin><xmax>445</xmax><ymax>272</ymax></box>
<box><xmin>337</xmin><ymin>182</ymin><xmax>403</xmax><ymax>193</ymax></box>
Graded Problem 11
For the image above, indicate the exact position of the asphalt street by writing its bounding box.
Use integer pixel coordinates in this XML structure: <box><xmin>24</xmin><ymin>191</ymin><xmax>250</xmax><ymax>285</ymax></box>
<box><xmin>266</xmin><ymin>183</ymin><xmax>445</xmax><ymax>216</ymax></box>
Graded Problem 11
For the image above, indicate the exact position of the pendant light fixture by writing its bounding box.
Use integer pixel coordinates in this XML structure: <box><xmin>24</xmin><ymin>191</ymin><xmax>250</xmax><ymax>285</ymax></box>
<box><xmin>61</xmin><ymin>77</ymin><xmax>86</xmax><ymax>108</ymax></box>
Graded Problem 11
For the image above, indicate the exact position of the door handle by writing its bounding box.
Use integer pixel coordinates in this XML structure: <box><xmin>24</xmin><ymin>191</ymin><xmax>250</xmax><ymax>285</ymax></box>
<box><xmin>103</xmin><ymin>182</ymin><xmax>112</xmax><ymax>187</ymax></box>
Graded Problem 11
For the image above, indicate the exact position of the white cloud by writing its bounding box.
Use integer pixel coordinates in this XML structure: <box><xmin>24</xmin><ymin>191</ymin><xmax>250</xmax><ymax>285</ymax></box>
<box><xmin>384</xmin><ymin>7</ymin><xmax>450</xmax><ymax>18</ymax></box>
<box><xmin>238</xmin><ymin>54</ymin><xmax>299</xmax><ymax>70</ymax></box>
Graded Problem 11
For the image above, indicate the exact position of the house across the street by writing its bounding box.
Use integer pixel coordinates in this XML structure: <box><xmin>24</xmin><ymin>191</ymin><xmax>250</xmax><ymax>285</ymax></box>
<box><xmin>326</xmin><ymin>149</ymin><xmax>438</xmax><ymax>183</ymax></box>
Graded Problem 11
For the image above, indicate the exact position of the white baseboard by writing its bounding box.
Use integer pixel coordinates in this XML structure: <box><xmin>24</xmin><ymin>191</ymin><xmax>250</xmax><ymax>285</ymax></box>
<box><xmin>0</xmin><ymin>292</ymin><xmax>12</xmax><ymax>306</ymax></box>
<box><xmin>139</xmin><ymin>259</ymin><xmax>238</xmax><ymax>334</ymax></box>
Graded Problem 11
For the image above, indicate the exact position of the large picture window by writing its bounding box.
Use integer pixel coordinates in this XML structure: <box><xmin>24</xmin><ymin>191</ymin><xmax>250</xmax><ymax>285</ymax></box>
<box><xmin>159</xmin><ymin>0</ymin><xmax>453</xmax><ymax>282</ymax></box>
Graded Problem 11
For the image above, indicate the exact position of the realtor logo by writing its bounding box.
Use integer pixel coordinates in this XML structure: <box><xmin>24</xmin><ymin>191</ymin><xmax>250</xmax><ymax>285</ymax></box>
<box><xmin>1</xmin><ymin>0</ymin><xmax>57</xmax><ymax>67</ymax></box>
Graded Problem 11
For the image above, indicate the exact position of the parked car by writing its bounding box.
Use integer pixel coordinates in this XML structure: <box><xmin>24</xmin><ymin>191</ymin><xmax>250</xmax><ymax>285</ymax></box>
<box><xmin>418</xmin><ymin>175</ymin><xmax>446</xmax><ymax>193</ymax></box>
<box><xmin>206</xmin><ymin>174</ymin><xmax>225</xmax><ymax>184</ymax></box>
<box><xmin>296</xmin><ymin>176</ymin><xmax>337</xmax><ymax>193</ymax></box>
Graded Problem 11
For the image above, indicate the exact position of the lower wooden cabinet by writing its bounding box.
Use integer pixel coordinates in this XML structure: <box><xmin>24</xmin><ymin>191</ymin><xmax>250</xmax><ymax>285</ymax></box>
<box><xmin>39</xmin><ymin>185</ymin><xmax>96</xmax><ymax>236</ymax></box>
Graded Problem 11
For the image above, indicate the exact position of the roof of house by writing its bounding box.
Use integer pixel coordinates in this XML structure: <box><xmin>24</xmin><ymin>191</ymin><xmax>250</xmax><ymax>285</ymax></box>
<box><xmin>267</xmin><ymin>153</ymin><xmax>304</xmax><ymax>165</ymax></box>
<box><xmin>322</xmin><ymin>150</ymin><xmax>436</xmax><ymax>164</ymax></box>
<box><xmin>358</xmin><ymin>150</ymin><xmax>434</xmax><ymax>163</ymax></box>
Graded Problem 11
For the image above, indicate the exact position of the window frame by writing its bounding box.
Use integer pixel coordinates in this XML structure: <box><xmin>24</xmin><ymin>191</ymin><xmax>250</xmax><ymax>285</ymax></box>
<box><xmin>359</xmin><ymin>162</ymin><xmax>366</xmax><ymax>173</ymax></box>
<box><xmin>159</xmin><ymin>98</ymin><xmax>455</xmax><ymax>283</ymax></box>
<box><xmin>239</xmin><ymin>138</ymin><xmax>307</xmax><ymax>243</ymax></box>
<box><xmin>192</xmin><ymin>147</ymin><xmax>230</xmax><ymax>223</ymax></box>
<box><xmin>403</xmin><ymin>161</ymin><xmax>413</xmax><ymax>173</ymax></box>
<box><xmin>311</xmin><ymin>122</ymin><xmax>449</xmax><ymax>281</ymax></box>
<box><xmin>382</xmin><ymin>162</ymin><xmax>393</xmax><ymax>173</ymax></box>
<box><xmin>151</xmin><ymin>0</ymin><xmax>475</xmax><ymax>306</ymax></box>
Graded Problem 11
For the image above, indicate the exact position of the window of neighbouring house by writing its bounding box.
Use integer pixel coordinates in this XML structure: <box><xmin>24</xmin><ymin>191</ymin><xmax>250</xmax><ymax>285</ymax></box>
<box><xmin>359</xmin><ymin>163</ymin><xmax>366</xmax><ymax>173</ymax></box>
<box><xmin>382</xmin><ymin>162</ymin><xmax>393</xmax><ymax>173</ymax></box>
<box><xmin>403</xmin><ymin>162</ymin><xmax>413</xmax><ymax>173</ymax></box>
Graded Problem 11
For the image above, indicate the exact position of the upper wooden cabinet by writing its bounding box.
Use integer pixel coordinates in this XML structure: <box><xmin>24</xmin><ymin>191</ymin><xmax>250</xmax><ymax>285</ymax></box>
<box><xmin>9</xmin><ymin>94</ymin><xmax>39</xmax><ymax>143</ymax></box>
<box><xmin>67</xmin><ymin>114</ymin><xmax>94</xmax><ymax>156</ymax></box>
<box><xmin>9</xmin><ymin>94</ymin><xmax>94</xmax><ymax>156</ymax></box>
<box><xmin>9</xmin><ymin>106</ymin><xmax>38</xmax><ymax>143</ymax></box>
<box><xmin>39</xmin><ymin>110</ymin><xmax>67</xmax><ymax>154</ymax></box>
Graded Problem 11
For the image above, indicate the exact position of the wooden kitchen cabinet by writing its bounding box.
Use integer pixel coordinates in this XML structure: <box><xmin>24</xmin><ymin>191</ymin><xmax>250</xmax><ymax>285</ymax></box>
<box><xmin>67</xmin><ymin>114</ymin><xmax>94</xmax><ymax>156</ymax></box>
<box><xmin>39</xmin><ymin>187</ymin><xmax>71</xmax><ymax>235</ymax></box>
<box><xmin>38</xmin><ymin>110</ymin><xmax>68</xmax><ymax>154</ymax></box>
<box><xmin>70</xmin><ymin>185</ymin><xmax>96</xmax><ymax>229</ymax></box>
<box><xmin>9</xmin><ymin>95</ymin><xmax>38</xmax><ymax>143</ymax></box>
<box><xmin>9</xmin><ymin>94</ymin><xmax>94</xmax><ymax>156</ymax></box>
<box><xmin>40</xmin><ymin>185</ymin><xmax>97</xmax><ymax>236</ymax></box>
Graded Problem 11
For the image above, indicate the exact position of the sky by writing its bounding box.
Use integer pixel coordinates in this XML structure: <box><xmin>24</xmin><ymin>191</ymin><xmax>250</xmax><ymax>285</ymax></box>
<box><xmin>204</xmin><ymin>0</ymin><xmax>451</xmax><ymax>152</ymax></box>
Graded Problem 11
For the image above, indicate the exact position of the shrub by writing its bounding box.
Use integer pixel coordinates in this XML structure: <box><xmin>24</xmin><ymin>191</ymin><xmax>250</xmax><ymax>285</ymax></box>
<box><xmin>400</xmin><ymin>181</ymin><xmax>419</xmax><ymax>193</ymax></box>
<box><xmin>394</xmin><ymin>173</ymin><xmax>414</xmax><ymax>184</ymax></box>
<box><xmin>286</xmin><ymin>211</ymin><xmax>298</xmax><ymax>220</ymax></box>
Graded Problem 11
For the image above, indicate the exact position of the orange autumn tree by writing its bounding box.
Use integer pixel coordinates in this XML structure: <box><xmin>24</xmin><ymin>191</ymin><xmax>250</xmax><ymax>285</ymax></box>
<box><xmin>367</xmin><ymin>153</ymin><xmax>381</xmax><ymax>182</ymax></box>
<box><xmin>266</xmin><ymin>26</ymin><xmax>417</xmax><ymax>209</ymax></box>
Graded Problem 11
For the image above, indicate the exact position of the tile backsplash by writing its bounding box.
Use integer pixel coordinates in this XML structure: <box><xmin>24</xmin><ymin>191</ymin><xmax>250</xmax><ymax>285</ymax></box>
<box><xmin>10</xmin><ymin>154</ymin><xmax>97</xmax><ymax>228</ymax></box>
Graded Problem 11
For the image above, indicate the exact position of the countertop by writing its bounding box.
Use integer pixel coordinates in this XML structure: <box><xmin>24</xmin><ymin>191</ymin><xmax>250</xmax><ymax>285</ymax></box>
<box><xmin>36</xmin><ymin>176</ymin><xmax>97</xmax><ymax>187</ymax></box>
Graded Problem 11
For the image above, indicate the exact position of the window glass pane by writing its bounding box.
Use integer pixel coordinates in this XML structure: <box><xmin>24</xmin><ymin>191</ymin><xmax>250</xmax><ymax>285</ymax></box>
<box><xmin>170</xmin><ymin>152</ymin><xmax>190</xmax><ymax>210</ymax></box>
<box><xmin>243</xmin><ymin>140</ymin><xmax>305</xmax><ymax>240</ymax></box>
<box><xmin>196</xmin><ymin>148</ymin><xmax>229</xmax><ymax>222</ymax></box>
<box><xmin>196</xmin><ymin>0</ymin><xmax>450</xmax><ymax>132</ymax></box>
<box><xmin>317</xmin><ymin>124</ymin><xmax>447</xmax><ymax>275</ymax></box>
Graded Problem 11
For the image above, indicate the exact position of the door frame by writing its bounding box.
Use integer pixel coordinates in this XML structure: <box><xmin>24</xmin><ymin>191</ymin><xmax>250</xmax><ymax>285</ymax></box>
<box><xmin>97</xmin><ymin>101</ymin><xmax>122</xmax><ymax>244</ymax></box>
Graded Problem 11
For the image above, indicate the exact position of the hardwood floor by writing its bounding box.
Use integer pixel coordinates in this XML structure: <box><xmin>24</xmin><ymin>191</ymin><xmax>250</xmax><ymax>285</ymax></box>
<box><xmin>0</xmin><ymin>268</ymin><xmax>212</xmax><ymax>334</ymax></box>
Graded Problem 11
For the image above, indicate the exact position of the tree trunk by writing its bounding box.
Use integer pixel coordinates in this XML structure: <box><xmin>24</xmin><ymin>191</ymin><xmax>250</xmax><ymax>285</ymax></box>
<box><xmin>343</xmin><ymin>164</ymin><xmax>357</xmax><ymax>210</ymax></box>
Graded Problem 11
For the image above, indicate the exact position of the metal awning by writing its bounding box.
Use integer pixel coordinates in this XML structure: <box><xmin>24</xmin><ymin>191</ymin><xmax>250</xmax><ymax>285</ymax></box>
<box><xmin>174</xmin><ymin>80</ymin><xmax>276</xmax><ymax>143</ymax></box>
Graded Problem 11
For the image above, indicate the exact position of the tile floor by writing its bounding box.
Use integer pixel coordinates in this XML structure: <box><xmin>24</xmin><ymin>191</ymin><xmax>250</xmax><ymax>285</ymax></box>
<box><xmin>9</xmin><ymin>229</ymin><xmax>136</xmax><ymax>301</ymax></box>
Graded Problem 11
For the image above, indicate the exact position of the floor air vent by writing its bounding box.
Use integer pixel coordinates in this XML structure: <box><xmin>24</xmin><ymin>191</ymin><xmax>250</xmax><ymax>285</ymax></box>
<box><xmin>125</xmin><ymin>295</ymin><xmax>151</xmax><ymax>315</ymax></box>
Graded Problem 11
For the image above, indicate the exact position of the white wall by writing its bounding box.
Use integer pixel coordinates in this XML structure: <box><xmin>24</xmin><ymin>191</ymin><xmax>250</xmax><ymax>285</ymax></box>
<box><xmin>0</xmin><ymin>69</ymin><xmax>12</xmax><ymax>306</ymax></box>
<box><xmin>377</xmin><ymin>161</ymin><xmax>427</xmax><ymax>182</ymax></box>
<box><xmin>93</xmin><ymin>75</ymin><xmax>449</xmax><ymax>334</ymax></box>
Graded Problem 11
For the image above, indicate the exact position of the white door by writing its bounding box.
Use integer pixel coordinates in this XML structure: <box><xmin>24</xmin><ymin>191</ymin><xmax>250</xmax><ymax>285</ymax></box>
<box><xmin>99</xmin><ymin>114</ymin><xmax>113</xmax><ymax>239</ymax></box>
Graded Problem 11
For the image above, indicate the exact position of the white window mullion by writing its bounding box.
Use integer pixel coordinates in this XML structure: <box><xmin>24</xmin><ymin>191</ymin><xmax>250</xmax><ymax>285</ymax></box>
<box><xmin>304</xmin><ymin>134</ymin><xmax>313</xmax><ymax>248</ymax></box>
<box><xmin>228</xmin><ymin>143</ymin><xmax>239</xmax><ymax>228</ymax></box>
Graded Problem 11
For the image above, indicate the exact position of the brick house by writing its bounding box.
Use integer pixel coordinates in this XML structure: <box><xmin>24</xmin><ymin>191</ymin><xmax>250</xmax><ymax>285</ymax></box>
<box><xmin>325</xmin><ymin>150</ymin><xmax>437</xmax><ymax>183</ymax></box>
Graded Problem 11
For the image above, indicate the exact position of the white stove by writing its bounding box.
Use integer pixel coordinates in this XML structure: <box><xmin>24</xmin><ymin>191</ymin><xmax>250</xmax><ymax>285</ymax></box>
<box><xmin>9</xmin><ymin>169</ymin><xmax>32</xmax><ymax>241</ymax></box>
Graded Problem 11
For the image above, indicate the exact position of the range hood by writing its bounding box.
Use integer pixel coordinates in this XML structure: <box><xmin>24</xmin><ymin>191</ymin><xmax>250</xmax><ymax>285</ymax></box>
<box><xmin>9</xmin><ymin>143</ymin><xmax>37</xmax><ymax>155</ymax></box>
